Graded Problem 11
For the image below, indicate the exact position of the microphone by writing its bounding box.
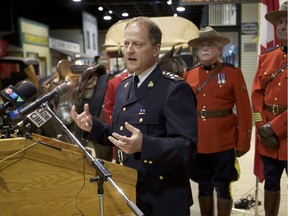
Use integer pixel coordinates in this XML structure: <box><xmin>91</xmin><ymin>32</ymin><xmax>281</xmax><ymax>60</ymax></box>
<box><xmin>11</xmin><ymin>117</ymin><xmax>31</xmax><ymax>131</ymax></box>
<box><xmin>0</xmin><ymin>81</ymin><xmax>37</xmax><ymax>115</ymax></box>
<box><xmin>11</xmin><ymin>107</ymin><xmax>52</xmax><ymax>132</ymax></box>
<box><xmin>20</xmin><ymin>82</ymin><xmax>68</xmax><ymax>115</ymax></box>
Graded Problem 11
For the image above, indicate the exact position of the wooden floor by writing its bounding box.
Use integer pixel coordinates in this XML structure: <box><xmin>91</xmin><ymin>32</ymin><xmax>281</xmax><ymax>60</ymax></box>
<box><xmin>190</xmin><ymin>126</ymin><xmax>287</xmax><ymax>216</ymax></box>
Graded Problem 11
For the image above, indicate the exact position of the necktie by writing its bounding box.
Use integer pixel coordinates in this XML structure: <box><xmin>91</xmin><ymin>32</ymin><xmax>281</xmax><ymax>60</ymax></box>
<box><xmin>134</xmin><ymin>75</ymin><xmax>139</xmax><ymax>89</ymax></box>
<box><xmin>128</xmin><ymin>75</ymin><xmax>139</xmax><ymax>99</ymax></box>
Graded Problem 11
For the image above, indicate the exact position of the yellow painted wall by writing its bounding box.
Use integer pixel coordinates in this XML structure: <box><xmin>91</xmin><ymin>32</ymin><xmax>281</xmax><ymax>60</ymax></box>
<box><xmin>19</xmin><ymin>17</ymin><xmax>51</xmax><ymax>76</ymax></box>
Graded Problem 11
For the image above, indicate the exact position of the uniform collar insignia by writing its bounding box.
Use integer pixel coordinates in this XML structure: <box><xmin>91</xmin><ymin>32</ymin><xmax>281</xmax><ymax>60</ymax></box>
<box><xmin>124</xmin><ymin>82</ymin><xmax>129</xmax><ymax>88</ymax></box>
<box><xmin>201</xmin><ymin>63</ymin><xmax>217</xmax><ymax>70</ymax></box>
<box><xmin>148</xmin><ymin>81</ymin><xmax>154</xmax><ymax>87</ymax></box>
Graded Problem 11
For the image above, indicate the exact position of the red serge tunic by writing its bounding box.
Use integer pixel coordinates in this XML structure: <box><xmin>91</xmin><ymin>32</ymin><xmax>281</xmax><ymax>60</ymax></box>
<box><xmin>184</xmin><ymin>61</ymin><xmax>252</xmax><ymax>153</ymax></box>
<box><xmin>251</xmin><ymin>46</ymin><xmax>287</xmax><ymax>161</ymax></box>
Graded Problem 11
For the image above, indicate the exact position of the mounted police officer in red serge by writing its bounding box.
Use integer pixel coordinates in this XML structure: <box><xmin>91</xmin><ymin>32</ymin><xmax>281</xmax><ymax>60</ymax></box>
<box><xmin>184</xmin><ymin>26</ymin><xmax>252</xmax><ymax>216</ymax></box>
<box><xmin>71</xmin><ymin>17</ymin><xmax>198</xmax><ymax>216</ymax></box>
<box><xmin>252</xmin><ymin>2</ymin><xmax>287</xmax><ymax>215</ymax></box>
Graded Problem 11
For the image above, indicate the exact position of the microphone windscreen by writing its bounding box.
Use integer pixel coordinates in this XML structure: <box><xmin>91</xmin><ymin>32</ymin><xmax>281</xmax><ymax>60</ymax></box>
<box><xmin>16</xmin><ymin>81</ymin><xmax>37</xmax><ymax>99</ymax></box>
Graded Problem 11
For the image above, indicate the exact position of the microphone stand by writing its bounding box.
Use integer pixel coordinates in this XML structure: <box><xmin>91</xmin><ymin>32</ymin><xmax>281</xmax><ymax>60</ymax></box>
<box><xmin>42</xmin><ymin>103</ymin><xmax>144</xmax><ymax>216</ymax></box>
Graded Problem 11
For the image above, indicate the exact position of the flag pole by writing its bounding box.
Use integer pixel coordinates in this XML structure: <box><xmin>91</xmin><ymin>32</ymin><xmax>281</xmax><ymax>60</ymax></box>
<box><xmin>254</xmin><ymin>177</ymin><xmax>259</xmax><ymax>215</ymax></box>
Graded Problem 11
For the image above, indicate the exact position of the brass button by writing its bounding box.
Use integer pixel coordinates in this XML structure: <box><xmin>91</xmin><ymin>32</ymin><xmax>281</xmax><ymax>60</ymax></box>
<box><xmin>120</xmin><ymin>126</ymin><xmax>124</xmax><ymax>131</ymax></box>
<box><xmin>122</xmin><ymin>107</ymin><xmax>126</xmax><ymax>111</ymax></box>
<box><xmin>144</xmin><ymin>160</ymin><xmax>148</xmax><ymax>163</ymax></box>
<box><xmin>148</xmin><ymin>160</ymin><xmax>153</xmax><ymax>164</ymax></box>
<box><xmin>278</xmin><ymin>83</ymin><xmax>281</xmax><ymax>86</ymax></box>
<box><xmin>274</xmin><ymin>98</ymin><xmax>278</xmax><ymax>101</ymax></box>
<box><xmin>203</xmin><ymin>93</ymin><xmax>206</xmax><ymax>96</ymax></box>
<box><xmin>139</xmin><ymin>118</ymin><xmax>143</xmax><ymax>123</ymax></box>
<box><xmin>159</xmin><ymin>176</ymin><xmax>164</xmax><ymax>180</ymax></box>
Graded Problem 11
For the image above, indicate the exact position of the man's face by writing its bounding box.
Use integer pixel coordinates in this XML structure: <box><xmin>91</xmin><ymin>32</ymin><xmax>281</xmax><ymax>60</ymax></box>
<box><xmin>197</xmin><ymin>40</ymin><xmax>221</xmax><ymax>66</ymax></box>
<box><xmin>123</xmin><ymin>23</ymin><xmax>160</xmax><ymax>75</ymax></box>
<box><xmin>276</xmin><ymin>16</ymin><xmax>288</xmax><ymax>44</ymax></box>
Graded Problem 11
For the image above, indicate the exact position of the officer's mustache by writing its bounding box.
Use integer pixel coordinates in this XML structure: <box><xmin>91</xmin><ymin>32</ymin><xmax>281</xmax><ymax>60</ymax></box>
<box><xmin>200</xmin><ymin>51</ymin><xmax>211</xmax><ymax>56</ymax></box>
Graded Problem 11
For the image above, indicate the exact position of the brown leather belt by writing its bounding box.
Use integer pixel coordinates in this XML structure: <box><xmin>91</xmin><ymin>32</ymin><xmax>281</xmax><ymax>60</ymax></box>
<box><xmin>264</xmin><ymin>103</ymin><xmax>287</xmax><ymax>116</ymax></box>
<box><xmin>197</xmin><ymin>108</ymin><xmax>233</xmax><ymax>119</ymax></box>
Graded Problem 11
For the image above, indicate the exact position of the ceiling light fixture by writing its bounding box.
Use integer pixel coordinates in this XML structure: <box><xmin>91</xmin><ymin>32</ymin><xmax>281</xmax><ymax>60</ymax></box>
<box><xmin>176</xmin><ymin>6</ymin><xmax>185</xmax><ymax>12</ymax></box>
<box><xmin>167</xmin><ymin>0</ymin><xmax>172</xmax><ymax>5</ymax></box>
<box><xmin>98</xmin><ymin>6</ymin><xmax>103</xmax><ymax>11</ymax></box>
<box><xmin>122</xmin><ymin>12</ymin><xmax>129</xmax><ymax>17</ymax></box>
<box><xmin>72</xmin><ymin>0</ymin><xmax>82</xmax><ymax>2</ymax></box>
<box><xmin>104</xmin><ymin>15</ymin><xmax>112</xmax><ymax>20</ymax></box>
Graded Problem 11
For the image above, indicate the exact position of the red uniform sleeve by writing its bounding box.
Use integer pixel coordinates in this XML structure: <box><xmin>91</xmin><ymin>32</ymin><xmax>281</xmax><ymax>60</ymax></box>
<box><xmin>233</xmin><ymin>67</ymin><xmax>252</xmax><ymax>151</ymax></box>
<box><xmin>251</xmin><ymin>56</ymin><xmax>267</xmax><ymax>128</ymax></box>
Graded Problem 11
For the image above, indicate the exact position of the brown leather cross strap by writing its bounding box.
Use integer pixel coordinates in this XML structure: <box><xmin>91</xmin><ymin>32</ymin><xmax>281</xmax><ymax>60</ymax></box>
<box><xmin>197</xmin><ymin>108</ymin><xmax>233</xmax><ymax>119</ymax></box>
<box><xmin>264</xmin><ymin>103</ymin><xmax>287</xmax><ymax>116</ymax></box>
<box><xmin>195</xmin><ymin>63</ymin><xmax>224</xmax><ymax>95</ymax></box>
<box><xmin>263</xmin><ymin>62</ymin><xmax>287</xmax><ymax>92</ymax></box>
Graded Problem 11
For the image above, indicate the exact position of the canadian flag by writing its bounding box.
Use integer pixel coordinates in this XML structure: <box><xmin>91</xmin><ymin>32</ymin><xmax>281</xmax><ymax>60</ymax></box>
<box><xmin>254</xmin><ymin>0</ymin><xmax>280</xmax><ymax>183</ymax></box>
<box><xmin>259</xmin><ymin>0</ymin><xmax>280</xmax><ymax>52</ymax></box>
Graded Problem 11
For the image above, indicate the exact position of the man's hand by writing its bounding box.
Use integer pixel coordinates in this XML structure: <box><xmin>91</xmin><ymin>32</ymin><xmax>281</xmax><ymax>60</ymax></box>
<box><xmin>71</xmin><ymin>103</ymin><xmax>93</xmax><ymax>132</ymax></box>
<box><xmin>108</xmin><ymin>122</ymin><xmax>142</xmax><ymax>154</ymax></box>
<box><xmin>257</xmin><ymin>123</ymin><xmax>279</xmax><ymax>149</ymax></box>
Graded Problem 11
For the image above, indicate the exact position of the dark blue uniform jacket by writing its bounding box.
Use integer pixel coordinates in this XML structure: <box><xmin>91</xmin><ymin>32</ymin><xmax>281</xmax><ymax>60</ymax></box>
<box><xmin>87</xmin><ymin>64</ymin><xmax>197</xmax><ymax>215</ymax></box>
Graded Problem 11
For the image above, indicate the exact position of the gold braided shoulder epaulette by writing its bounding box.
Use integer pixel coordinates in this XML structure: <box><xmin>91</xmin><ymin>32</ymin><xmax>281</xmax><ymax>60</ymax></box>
<box><xmin>161</xmin><ymin>71</ymin><xmax>183</xmax><ymax>81</ymax></box>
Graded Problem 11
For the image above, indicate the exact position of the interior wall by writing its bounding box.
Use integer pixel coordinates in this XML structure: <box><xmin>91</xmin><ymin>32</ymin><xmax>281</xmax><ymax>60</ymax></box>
<box><xmin>240</xmin><ymin>3</ymin><xmax>259</xmax><ymax>102</ymax></box>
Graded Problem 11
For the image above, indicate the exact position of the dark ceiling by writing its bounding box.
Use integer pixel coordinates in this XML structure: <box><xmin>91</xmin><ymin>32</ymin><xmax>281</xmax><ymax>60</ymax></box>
<box><xmin>0</xmin><ymin>0</ymin><xmax>204</xmax><ymax>33</ymax></box>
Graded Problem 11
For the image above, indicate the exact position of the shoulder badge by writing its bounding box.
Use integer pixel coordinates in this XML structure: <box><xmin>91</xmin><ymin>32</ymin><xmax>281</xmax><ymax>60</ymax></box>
<box><xmin>161</xmin><ymin>71</ymin><xmax>183</xmax><ymax>81</ymax></box>
<box><xmin>223</xmin><ymin>62</ymin><xmax>238</xmax><ymax>69</ymax></box>
<box><xmin>261</xmin><ymin>45</ymin><xmax>278</xmax><ymax>54</ymax></box>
